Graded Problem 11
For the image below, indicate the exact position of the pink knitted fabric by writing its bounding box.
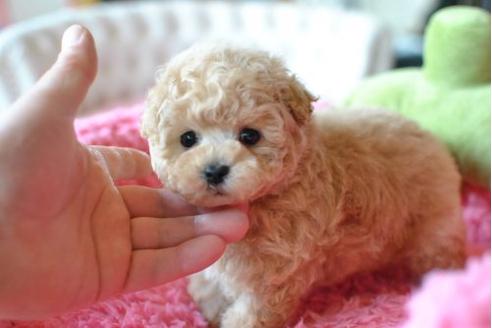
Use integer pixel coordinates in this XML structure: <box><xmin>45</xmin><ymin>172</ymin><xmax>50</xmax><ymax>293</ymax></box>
<box><xmin>1</xmin><ymin>103</ymin><xmax>489</xmax><ymax>328</ymax></box>
<box><xmin>402</xmin><ymin>253</ymin><xmax>490</xmax><ymax>328</ymax></box>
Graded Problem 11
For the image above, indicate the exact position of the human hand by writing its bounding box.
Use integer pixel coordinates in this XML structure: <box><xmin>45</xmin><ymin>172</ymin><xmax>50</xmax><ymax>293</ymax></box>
<box><xmin>0</xmin><ymin>25</ymin><xmax>249</xmax><ymax>320</ymax></box>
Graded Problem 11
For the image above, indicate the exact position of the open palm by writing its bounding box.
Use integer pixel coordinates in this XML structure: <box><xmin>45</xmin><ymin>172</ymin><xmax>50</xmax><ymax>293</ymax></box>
<box><xmin>0</xmin><ymin>26</ymin><xmax>248</xmax><ymax>320</ymax></box>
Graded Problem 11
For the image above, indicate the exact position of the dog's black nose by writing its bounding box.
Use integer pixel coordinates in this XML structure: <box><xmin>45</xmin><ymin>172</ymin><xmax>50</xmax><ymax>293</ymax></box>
<box><xmin>204</xmin><ymin>164</ymin><xmax>230</xmax><ymax>185</ymax></box>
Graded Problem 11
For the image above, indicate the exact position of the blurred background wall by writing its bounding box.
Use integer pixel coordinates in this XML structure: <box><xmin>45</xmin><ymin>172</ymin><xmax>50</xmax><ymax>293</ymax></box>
<box><xmin>1</xmin><ymin>0</ymin><xmax>490</xmax><ymax>68</ymax></box>
<box><xmin>0</xmin><ymin>0</ymin><xmax>489</xmax><ymax>114</ymax></box>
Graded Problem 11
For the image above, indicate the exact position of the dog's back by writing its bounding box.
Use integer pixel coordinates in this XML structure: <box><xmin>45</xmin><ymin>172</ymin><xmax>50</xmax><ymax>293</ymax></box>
<box><xmin>313</xmin><ymin>107</ymin><xmax>466</xmax><ymax>278</ymax></box>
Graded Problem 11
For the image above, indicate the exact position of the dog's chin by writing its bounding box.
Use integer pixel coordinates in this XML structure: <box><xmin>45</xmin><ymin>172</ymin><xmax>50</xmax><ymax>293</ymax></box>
<box><xmin>187</xmin><ymin>190</ymin><xmax>240</xmax><ymax>208</ymax></box>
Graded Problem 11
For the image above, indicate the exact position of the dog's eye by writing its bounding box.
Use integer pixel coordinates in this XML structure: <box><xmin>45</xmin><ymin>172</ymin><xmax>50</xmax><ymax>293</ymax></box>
<box><xmin>180</xmin><ymin>130</ymin><xmax>198</xmax><ymax>148</ymax></box>
<box><xmin>239</xmin><ymin>128</ymin><xmax>261</xmax><ymax>146</ymax></box>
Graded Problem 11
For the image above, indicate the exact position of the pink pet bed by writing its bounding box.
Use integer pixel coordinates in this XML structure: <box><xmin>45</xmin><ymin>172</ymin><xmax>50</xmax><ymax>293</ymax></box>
<box><xmin>2</xmin><ymin>103</ymin><xmax>490</xmax><ymax>328</ymax></box>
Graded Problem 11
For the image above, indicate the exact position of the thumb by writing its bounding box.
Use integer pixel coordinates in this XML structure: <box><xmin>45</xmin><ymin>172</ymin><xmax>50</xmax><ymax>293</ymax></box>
<box><xmin>13</xmin><ymin>25</ymin><xmax>97</xmax><ymax>119</ymax></box>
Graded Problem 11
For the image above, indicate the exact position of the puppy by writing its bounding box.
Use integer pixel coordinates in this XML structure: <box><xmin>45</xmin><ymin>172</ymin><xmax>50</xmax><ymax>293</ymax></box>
<box><xmin>141</xmin><ymin>45</ymin><xmax>466</xmax><ymax>328</ymax></box>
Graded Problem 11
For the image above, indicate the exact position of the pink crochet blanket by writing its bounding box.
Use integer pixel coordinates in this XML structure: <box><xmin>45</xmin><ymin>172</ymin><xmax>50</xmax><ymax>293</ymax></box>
<box><xmin>2</xmin><ymin>103</ymin><xmax>490</xmax><ymax>328</ymax></box>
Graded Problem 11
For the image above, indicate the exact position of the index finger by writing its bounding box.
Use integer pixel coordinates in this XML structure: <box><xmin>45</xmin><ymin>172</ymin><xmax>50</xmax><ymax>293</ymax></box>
<box><xmin>119</xmin><ymin>185</ymin><xmax>198</xmax><ymax>218</ymax></box>
<box><xmin>89</xmin><ymin>146</ymin><xmax>153</xmax><ymax>180</ymax></box>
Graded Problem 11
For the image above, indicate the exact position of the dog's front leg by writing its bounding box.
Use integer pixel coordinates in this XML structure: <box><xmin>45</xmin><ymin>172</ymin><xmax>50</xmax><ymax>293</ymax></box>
<box><xmin>188</xmin><ymin>272</ymin><xmax>229</xmax><ymax>326</ymax></box>
<box><xmin>221</xmin><ymin>286</ymin><xmax>300</xmax><ymax>328</ymax></box>
<box><xmin>220</xmin><ymin>292</ymin><xmax>258</xmax><ymax>328</ymax></box>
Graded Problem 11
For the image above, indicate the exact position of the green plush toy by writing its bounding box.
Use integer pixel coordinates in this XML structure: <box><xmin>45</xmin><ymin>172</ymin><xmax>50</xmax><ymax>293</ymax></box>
<box><xmin>346</xmin><ymin>6</ymin><xmax>490</xmax><ymax>188</ymax></box>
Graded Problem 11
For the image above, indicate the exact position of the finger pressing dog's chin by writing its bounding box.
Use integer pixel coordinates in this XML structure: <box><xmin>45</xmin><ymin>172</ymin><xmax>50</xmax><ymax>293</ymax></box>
<box><xmin>179</xmin><ymin>190</ymin><xmax>238</xmax><ymax>208</ymax></box>
<box><xmin>197</xmin><ymin>201</ymin><xmax>250</xmax><ymax>214</ymax></box>
<box><xmin>198</xmin><ymin>195</ymin><xmax>236</xmax><ymax>208</ymax></box>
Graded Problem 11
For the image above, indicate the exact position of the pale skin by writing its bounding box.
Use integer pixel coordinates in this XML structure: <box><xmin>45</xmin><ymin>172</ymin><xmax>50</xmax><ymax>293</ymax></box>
<box><xmin>0</xmin><ymin>25</ymin><xmax>249</xmax><ymax>320</ymax></box>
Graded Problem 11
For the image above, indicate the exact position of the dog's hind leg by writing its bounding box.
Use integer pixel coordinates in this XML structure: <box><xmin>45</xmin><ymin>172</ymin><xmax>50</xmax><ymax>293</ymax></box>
<box><xmin>400</xmin><ymin>202</ymin><xmax>466</xmax><ymax>278</ymax></box>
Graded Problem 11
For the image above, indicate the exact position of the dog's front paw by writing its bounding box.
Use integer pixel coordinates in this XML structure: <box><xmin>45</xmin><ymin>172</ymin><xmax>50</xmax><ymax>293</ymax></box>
<box><xmin>188</xmin><ymin>274</ymin><xmax>228</xmax><ymax>326</ymax></box>
<box><xmin>221</xmin><ymin>291</ymin><xmax>298</xmax><ymax>328</ymax></box>
<box><xmin>221</xmin><ymin>299</ymin><xmax>257</xmax><ymax>328</ymax></box>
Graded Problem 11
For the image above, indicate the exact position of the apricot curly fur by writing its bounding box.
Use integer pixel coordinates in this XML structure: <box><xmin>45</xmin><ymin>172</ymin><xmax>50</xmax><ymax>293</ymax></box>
<box><xmin>141</xmin><ymin>44</ymin><xmax>466</xmax><ymax>328</ymax></box>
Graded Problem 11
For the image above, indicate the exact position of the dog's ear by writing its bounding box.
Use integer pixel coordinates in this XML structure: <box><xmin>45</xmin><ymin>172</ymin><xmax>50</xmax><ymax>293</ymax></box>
<box><xmin>277</xmin><ymin>76</ymin><xmax>317</xmax><ymax>126</ymax></box>
<box><xmin>141</xmin><ymin>77</ymin><xmax>167</xmax><ymax>142</ymax></box>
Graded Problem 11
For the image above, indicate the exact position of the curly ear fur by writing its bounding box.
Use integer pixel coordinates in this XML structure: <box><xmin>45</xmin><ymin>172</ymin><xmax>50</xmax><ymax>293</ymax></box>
<box><xmin>140</xmin><ymin>71</ymin><xmax>168</xmax><ymax>143</ymax></box>
<box><xmin>276</xmin><ymin>76</ymin><xmax>317</xmax><ymax>126</ymax></box>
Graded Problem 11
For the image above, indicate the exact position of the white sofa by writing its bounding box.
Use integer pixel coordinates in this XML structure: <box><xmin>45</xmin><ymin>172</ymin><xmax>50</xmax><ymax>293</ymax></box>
<box><xmin>0</xmin><ymin>1</ymin><xmax>393</xmax><ymax>116</ymax></box>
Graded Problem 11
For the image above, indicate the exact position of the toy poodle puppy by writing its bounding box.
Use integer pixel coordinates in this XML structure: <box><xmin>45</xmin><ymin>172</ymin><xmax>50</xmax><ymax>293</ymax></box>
<box><xmin>141</xmin><ymin>45</ymin><xmax>466</xmax><ymax>328</ymax></box>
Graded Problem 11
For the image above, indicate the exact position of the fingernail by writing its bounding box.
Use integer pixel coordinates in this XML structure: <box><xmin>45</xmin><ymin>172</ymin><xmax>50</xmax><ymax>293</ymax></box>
<box><xmin>195</xmin><ymin>210</ymin><xmax>250</xmax><ymax>243</ymax></box>
<box><xmin>62</xmin><ymin>25</ymin><xmax>85</xmax><ymax>50</ymax></box>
